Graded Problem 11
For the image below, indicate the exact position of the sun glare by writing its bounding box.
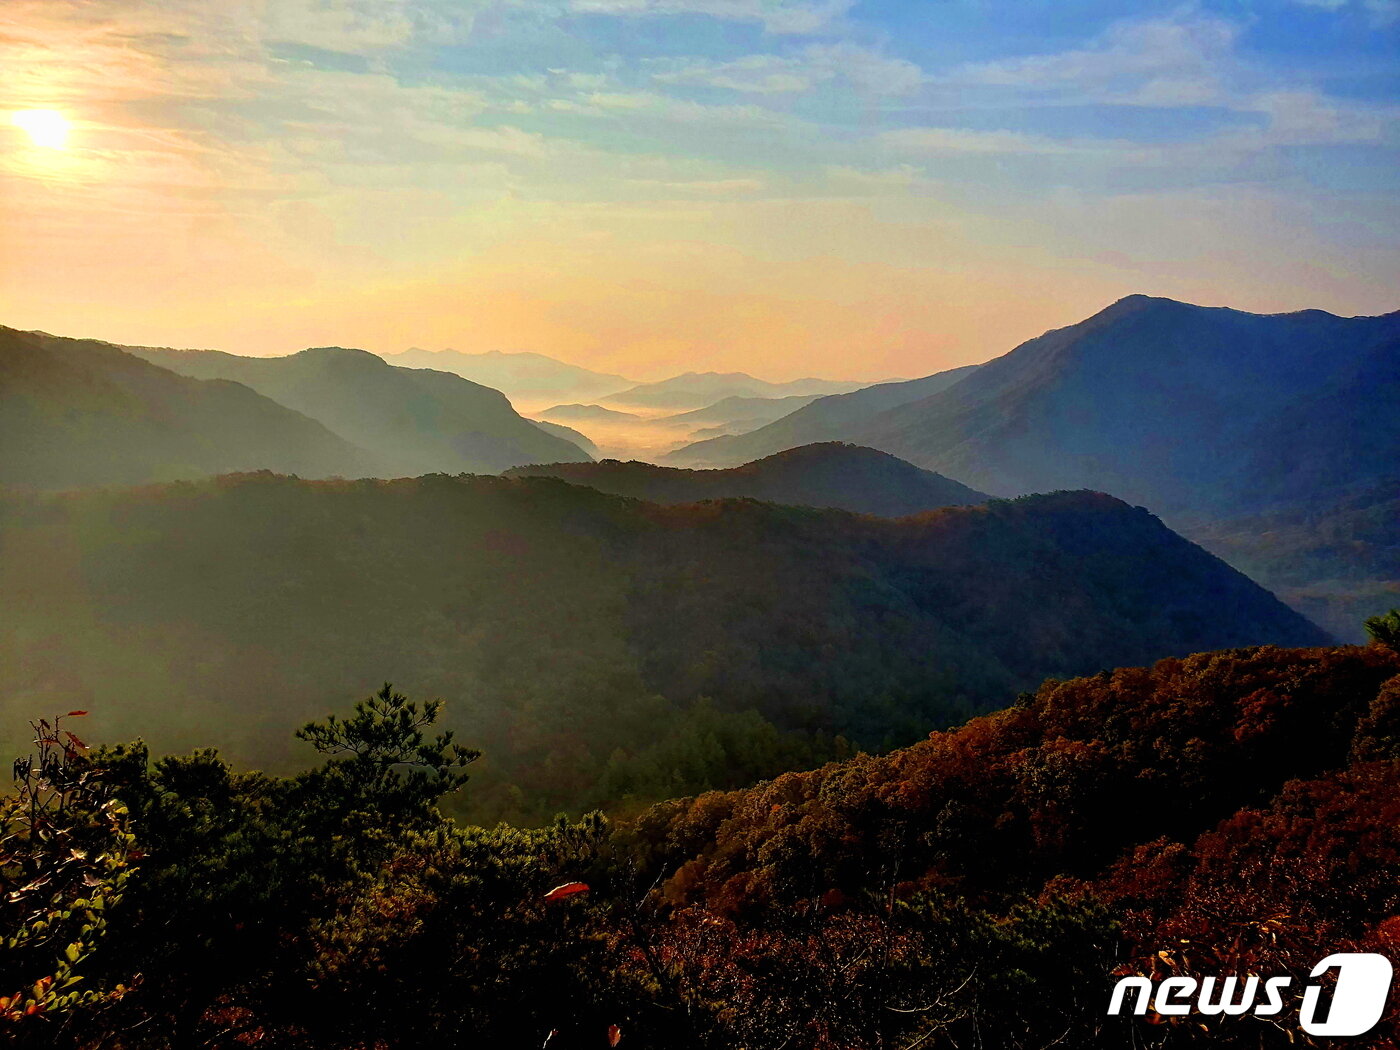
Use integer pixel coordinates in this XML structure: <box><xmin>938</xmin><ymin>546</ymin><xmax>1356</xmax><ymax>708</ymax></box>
<box><xmin>11</xmin><ymin>109</ymin><xmax>69</xmax><ymax>149</ymax></box>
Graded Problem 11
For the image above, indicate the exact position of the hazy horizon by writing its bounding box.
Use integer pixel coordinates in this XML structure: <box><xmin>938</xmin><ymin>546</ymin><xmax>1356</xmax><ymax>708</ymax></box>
<box><xmin>9</xmin><ymin>289</ymin><xmax>1399</xmax><ymax>391</ymax></box>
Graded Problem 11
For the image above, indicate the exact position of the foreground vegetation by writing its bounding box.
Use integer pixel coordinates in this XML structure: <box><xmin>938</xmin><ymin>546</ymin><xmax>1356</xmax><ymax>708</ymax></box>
<box><xmin>4</xmin><ymin>623</ymin><xmax>1399</xmax><ymax>1048</ymax></box>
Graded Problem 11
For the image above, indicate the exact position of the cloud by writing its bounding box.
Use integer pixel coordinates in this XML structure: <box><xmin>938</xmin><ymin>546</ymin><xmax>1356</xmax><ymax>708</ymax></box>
<box><xmin>565</xmin><ymin>0</ymin><xmax>854</xmax><ymax>34</ymax></box>
<box><xmin>652</xmin><ymin>43</ymin><xmax>923</xmax><ymax>95</ymax></box>
<box><xmin>873</xmin><ymin>89</ymin><xmax>1397</xmax><ymax>175</ymax></box>
<box><xmin>1244</xmin><ymin>90</ymin><xmax>1395</xmax><ymax>146</ymax></box>
<box><xmin>823</xmin><ymin>164</ymin><xmax>932</xmax><ymax>194</ymax></box>
<box><xmin>947</xmin><ymin>11</ymin><xmax>1239</xmax><ymax>108</ymax></box>
<box><xmin>878</xmin><ymin>127</ymin><xmax>1083</xmax><ymax>156</ymax></box>
<box><xmin>627</xmin><ymin>176</ymin><xmax>767</xmax><ymax>194</ymax></box>
<box><xmin>1290</xmin><ymin>0</ymin><xmax>1400</xmax><ymax>24</ymax></box>
<box><xmin>549</xmin><ymin>90</ymin><xmax>792</xmax><ymax>127</ymax></box>
<box><xmin>653</xmin><ymin>54</ymin><xmax>820</xmax><ymax>94</ymax></box>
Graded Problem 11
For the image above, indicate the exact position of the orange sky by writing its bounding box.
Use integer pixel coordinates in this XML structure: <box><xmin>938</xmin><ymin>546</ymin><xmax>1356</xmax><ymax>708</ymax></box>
<box><xmin>2</xmin><ymin>0</ymin><xmax>1396</xmax><ymax>382</ymax></box>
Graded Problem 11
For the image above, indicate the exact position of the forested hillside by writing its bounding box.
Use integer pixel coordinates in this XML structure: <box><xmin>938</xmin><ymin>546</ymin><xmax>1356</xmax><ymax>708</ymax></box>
<box><xmin>506</xmin><ymin>443</ymin><xmax>987</xmax><ymax>516</ymax></box>
<box><xmin>7</xmin><ymin>637</ymin><xmax>1397</xmax><ymax>1048</ymax></box>
<box><xmin>668</xmin><ymin>297</ymin><xmax>1400</xmax><ymax>639</ymax></box>
<box><xmin>0</xmin><ymin>471</ymin><xmax>1323</xmax><ymax>822</ymax></box>
<box><xmin>615</xmin><ymin>637</ymin><xmax>1400</xmax><ymax>1047</ymax></box>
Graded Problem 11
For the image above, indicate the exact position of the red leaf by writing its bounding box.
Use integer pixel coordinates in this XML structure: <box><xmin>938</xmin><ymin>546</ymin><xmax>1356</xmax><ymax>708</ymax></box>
<box><xmin>66</xmin><ymin>711</ymin><xmax>88</xmax><ymax>718</ymax></box>
<box><xmin>608</xmin><ymin>1024</ymin><xmax>622</xmax><ymax>1046</ymax></box>
<box><xmin>542</xmin><ymin>881</ymin><xmax>589</xmax><ymax>902</ymax></box>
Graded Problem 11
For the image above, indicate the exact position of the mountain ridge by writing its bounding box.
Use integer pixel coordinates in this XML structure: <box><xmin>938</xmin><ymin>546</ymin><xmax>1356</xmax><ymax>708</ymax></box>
<box><xmin>127</xmin><ymin>342</ymin><xmax>592</xmax><ymax>474</ymax></box>
<box><xmin>602</xmin><ymin>370</ymin><xmax>871</xmax><ymax>412</ymax></box>
<box><xmin>665</xmin><ymin>363</ymin><xmax>980</xmax><ymax>467</ymax></box>
<box><xmin>0</xmin><ymin>326</ymin><xmax>383</xmax><ymax>488</ymax></box>
<box><xmin>664</xmin><ymin>296</ymin><xmax>1400</xmax><ymax>637</ymax></box>
<box><xmin>506</xmin><ymin>443</ymin><xmax>989</xmax><ymax>516</ymax></box>
<box><xmin>0</xmin><ymin>470</ymin><xmax>1326</xmax><ymax>820</ymax></box>
<box><xmin>383</xmin><ymin>347</ymin><xmax>636</xmax><ymax>406</ymax></box>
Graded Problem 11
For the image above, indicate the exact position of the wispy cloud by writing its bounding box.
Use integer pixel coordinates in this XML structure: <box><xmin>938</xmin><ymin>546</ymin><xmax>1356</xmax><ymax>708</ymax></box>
<box><xmin>564</xmin><ymin>0</ymin><xmax>853</xmax><ymax>35</ymax></box>
<box><xmin>1290</xmin><ymin>0</ymin><xmax>1399</xmax><ymax>24</ymax></box>
<box><xmin>878</xmin><ymin>127</ymin><xmax>1086</xmax><ymax>156</ymax></box>
<box><xmin>651</xmin><ymin>43</ymin><xmax>922</xmax><ymax>95</ymax></box>
<box><xmin>626</xmin><ymin>176</ymin><xmax>766</xmax><ymax>194</ymax></box>
<box><xmin>946</xmin><ymin>11</ymin><xmax>1239</xmax><ymax>108</ymax></box>
<box><xmin>547</xmin><ymin>90</ymin><xmax>792</xmax><ymax>127</ymax></box>
<box><xmin>1242</xmin><ymin>89</ymin><xmax>1396</xmax><ymax>147</ymax></box>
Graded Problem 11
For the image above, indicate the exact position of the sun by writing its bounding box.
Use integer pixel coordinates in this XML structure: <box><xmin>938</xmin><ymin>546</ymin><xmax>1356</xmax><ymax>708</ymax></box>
<box><xmin>11</xmin><ymin>109</ymin><xmax>69</xmax><ymax>150</ymax></box>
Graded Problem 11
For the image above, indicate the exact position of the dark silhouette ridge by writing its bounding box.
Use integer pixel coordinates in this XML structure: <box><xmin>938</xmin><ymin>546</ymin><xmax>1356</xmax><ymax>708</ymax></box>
<box><xmin>507</xmin><ymin>442</ymin><xmax>989</xmax><ymax>516</ymax></box>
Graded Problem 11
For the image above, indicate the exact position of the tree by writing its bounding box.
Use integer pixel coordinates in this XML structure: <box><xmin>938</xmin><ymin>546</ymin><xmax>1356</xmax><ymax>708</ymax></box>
<box><xmin>1364</xmin><ymin>608</ymin><xmax>1400</xmax><ymax>651</ymax></box>
<box><xmin>75</xmin><ymin>684</ymin><xmax>481</xmax><ymax>1046</ymax></box>
<box><xmin>294</xmin><ymin>681</ymin><xmax>480</xmax><ymax>828</ymax></box>
<box><xmin>0</xmin><ymin>714</ymin><xmax>133</xmax><ymax>1044</ymax></box>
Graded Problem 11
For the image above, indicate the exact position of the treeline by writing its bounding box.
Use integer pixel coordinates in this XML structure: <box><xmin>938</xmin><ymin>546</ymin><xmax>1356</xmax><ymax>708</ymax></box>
<box><xmin>0</xmin><ymin>471</ymin><xmax>1324</xmax><ymax>823</ymax></box>
<box><xmin>4</xmin><ymin>630</ymin><xmax>1399</xmax><ymax>1048</ymax></box>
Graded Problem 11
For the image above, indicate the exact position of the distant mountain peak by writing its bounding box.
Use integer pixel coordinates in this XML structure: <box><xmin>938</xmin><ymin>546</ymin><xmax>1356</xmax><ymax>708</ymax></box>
<box><xmin>1089</xmin><ymin>293</ymin><xmax>1195</xmax><ymax>324</ymax></box>
<box><xmin>382</xmin><ymin>347</ymin><xmax>636</xmax><ymax>406</ymax></box>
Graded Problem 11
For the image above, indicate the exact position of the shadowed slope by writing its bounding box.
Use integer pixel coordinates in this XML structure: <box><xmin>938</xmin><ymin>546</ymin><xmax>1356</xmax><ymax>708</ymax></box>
<box><xmin>666</xmin><ymin>364</ymin><xmax>980</xmax><ymax>467</ymax></box>
<box><xmin>507</xmin><ymin>443</ymin><xmax>988</xmax><ymax>516</ymax></box>
<box><xmin>0</xmin><ymin>473</ymin><xmax>1326</xmax><ymax>819</ymax></box>
<box><xmin>130</xmin><ymin>344</ymin><xmax>591</xmax><ymax>473</ymax></box>
<box><xmin>0</xmin><ymin>326</ymin><xmax>380</xmax><ymax>488</ymax></box>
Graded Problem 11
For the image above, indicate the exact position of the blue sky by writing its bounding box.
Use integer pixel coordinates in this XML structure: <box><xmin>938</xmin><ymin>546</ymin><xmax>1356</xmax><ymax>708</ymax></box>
<box><xmin>2</xmin><ymin>0</ymin><xmax>1396</xmax><ymax>377</ymax></box>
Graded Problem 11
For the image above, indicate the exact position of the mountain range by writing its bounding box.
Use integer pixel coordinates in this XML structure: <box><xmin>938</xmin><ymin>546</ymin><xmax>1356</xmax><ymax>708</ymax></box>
<box><xmin>127</xmin><ymin>343</ymin><xmax>589</xmax><ymax>475</ymax></box>
<box><xmin>536</xmin><ymin>393</ymin><xmax>835</xmax><ymax>462</ymax></box>
<box><xmin>538</xmin><ymin>403</ymin><xmax>643</xmax><ymax>424</ymax></box>
<box><xmin>654</xmin><ymin>393</ymin><xmax>823</xmax><ymax>436</ymax></box>
<box><xmin>666</xmin><ymin>364</ymin><xmax>980</xmax><ymax>467</ymax></box>
<box><xmin>9</xmin><ymin>297</ymin><xmax>1394</xmax><ymax>640</ymax></box>
<box><xmin>666</xmin><ymin>296</ymin><xmax>1398</xmax><ymax>511</ymax></box>
<box><xmin>529</xmin><ymin>417</ymin><xmax>601</xmax><ymax>457</ymax></box>
<box><xmin>0</xmin><ymin>326</ymin><xmax>379</xmax><ymax>488</ymax></box>
<box><xmin>506</xmin><ymin>443</ymin><xmax>988</xmax><ymax>517</ymax></box>
<box><xmin>600</xmin><ymin>371</ymin><xmax>871</xmax><ymax>412</ymax></box>
<box><xmin>0</xmin><ymin>326</ymin><xmax>597</xmax><ymax>490</ymax></box>
<box><xmin>850</xmin><ymin>296</ymin><xmax>1399</xmax><ymax>514</ymax></box>
<box><xmin>0</xmin><ymin>471</ymin><xmax>1324</xmax><ymax>822</ymax></box>
<box><xmin>382</xmin><ymin>347</ymin><xmax>636</xmax><ymax>407</ymax></box>
<box><xmin>665</xmin><ymin>296</ymin><xmax>1400</xmax><ymax>637</ymax></box>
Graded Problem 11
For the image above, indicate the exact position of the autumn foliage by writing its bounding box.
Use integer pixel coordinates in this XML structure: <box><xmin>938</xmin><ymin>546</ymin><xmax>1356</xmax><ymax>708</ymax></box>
<box><xmin>1</xmin><ymin>642</ymin><xmax>1397</xmax><ymax>1048</ymax></box>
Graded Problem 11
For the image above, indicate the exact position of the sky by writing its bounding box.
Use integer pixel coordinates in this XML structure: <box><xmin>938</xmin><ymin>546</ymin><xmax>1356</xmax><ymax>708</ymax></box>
<box><xmin>1</xmin><ymin>0</ymin><xmax>1396</xmax><ymax>381</ymax></box>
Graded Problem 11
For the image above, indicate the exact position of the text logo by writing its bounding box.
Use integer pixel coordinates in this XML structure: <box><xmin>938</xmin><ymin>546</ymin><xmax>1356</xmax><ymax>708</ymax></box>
<box><xmin>1107</xmin><ymin>953</ymin><xmax>1393</xmax><ymax>1038</ymax></box>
